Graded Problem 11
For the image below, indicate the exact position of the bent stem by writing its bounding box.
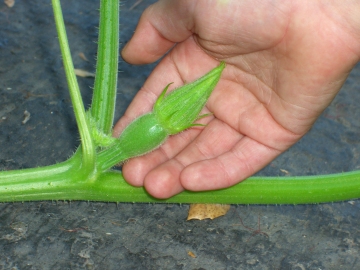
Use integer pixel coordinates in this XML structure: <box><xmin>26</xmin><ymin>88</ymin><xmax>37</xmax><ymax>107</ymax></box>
<box><xmin>52</xmin><ymin>0</ymin><xmax>95</xmax><ymax>171</ymax></box>
<box><xmin>0</xmin><ymin>0</ymin><xmax>360</xmax><ymax>205</ymax></box>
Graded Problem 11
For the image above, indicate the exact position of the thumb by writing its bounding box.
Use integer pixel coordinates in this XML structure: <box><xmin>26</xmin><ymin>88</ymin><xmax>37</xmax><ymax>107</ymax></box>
<box><xmin>121</xmin><ymin>0</ymin><xmax>195</xmax><ymax>64</ymax></box>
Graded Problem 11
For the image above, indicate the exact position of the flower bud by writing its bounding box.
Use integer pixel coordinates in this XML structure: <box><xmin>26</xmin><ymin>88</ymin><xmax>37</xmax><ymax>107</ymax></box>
<box><xmin>97</xmin><ymin>62</ymin><xmax>225</xmax><ymax>170</ymax></box>
<box><xmin>154</xmin><ymin>62</ymin><xmax>225</xmax><ymax>134</ymax></box>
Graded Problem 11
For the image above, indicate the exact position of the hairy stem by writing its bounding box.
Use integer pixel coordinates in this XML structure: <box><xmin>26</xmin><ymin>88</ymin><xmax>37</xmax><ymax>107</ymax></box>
<box><xmin>52</xmin><ymin>0</ymin><xmax>95</xmax><ymax>170</ymax></box>
<box><xmin>1</xmin><ymin>166</ymin><xmax>360</xmax><ymax>203</ymax></box>
<box><xmin>90</xmin><ymin>0</ymin><xmax>120</xmax><ymax>135</ymax></box>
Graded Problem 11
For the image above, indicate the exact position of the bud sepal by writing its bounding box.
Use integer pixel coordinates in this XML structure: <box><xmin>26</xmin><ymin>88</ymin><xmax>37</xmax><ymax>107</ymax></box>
<box><xmin>154</xmin><ymin>61</ymin><xmax>225</xmax><ymax>135</ymax></box>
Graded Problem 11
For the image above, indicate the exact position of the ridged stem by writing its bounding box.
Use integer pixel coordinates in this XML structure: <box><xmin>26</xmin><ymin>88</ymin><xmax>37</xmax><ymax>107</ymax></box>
<box><xmin>90</xmin><ymin>0</ymin><xmax>120</xmax><ymax>135</ymax></box>
<box><xmin>51</xmin><ymin>0</ymin><xmax>95</xmax><ymax>171</ymax></box>
<box><xmin>1</xmin><ymin>168</ymin><xmax>360</xmax><ymax>204</ymax></box>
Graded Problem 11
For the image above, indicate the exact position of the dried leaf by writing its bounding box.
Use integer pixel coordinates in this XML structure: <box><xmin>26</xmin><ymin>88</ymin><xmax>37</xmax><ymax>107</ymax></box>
<box><xmin>187</xmin><ymin>251</ymin><xmax>196</xmax><ymax>258</ymax></box>
<box><xmin>74</xmin><ymin>69</ymin><xmax>95</xmax><ymax>78</ymax></box>
<box><xmin>187</xmin><ymin>204</ymin><xmax>230</xmax><ymax>221</ymax></box>
<box><xmin>4</xmin><ymin>0</ymin><xmax>15</xmax><ymax>8</ymax></box>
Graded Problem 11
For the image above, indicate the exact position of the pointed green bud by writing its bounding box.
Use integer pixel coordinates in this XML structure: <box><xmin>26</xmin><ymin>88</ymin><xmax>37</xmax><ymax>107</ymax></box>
<box><xmin>154</xmin><ymin>62</ymin><xmax>225</xmax><ymax>134</ymax></box>
<box><xmin>97</xmin><ymin>62</ymin><xmax>226</xmax><ymax>170</ymax></box>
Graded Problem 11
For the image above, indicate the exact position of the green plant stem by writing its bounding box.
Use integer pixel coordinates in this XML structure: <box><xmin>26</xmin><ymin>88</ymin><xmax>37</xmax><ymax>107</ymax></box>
<box><xmin>1</xmin><ymin>165</ymin><xmax>360</xmax><ymax>203</ymax></box>
<box><xmin>52</xmin><ymin>0</ymin><xmax>95</xmax><ymax>171</ymax></box>
<box><xmin>99</xmin><ymin>170</ymin><xmax>360</xmax><ymax>204</ymax></box>
<box><xmin>0</xmin><ymin>151</ymin><xmax>83</xmax><ymax>202</ymax></box>
<box><xmin>96</xmin><ymin>143</ymin><xmax>127</xmax><ymax>171</ymax></box>
<box><xmin>90</xmin><ymin>0</ymin><xmax>119</xmax><ymax>135</ymax></box>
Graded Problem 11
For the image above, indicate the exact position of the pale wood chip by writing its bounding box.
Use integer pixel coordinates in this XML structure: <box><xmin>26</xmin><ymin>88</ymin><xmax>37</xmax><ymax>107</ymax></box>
<box><xmin>74</xmin><ymin>69</ymin><xmax>95</xmax><ymax>78</ymax></box>
<box><xmin>129</xmin><ymin>0</ymin><xmax>142</xmax><ymax>10</ymax></box>
<box><xmin>22</xmin><ymin>110</ymin><xmax>30</xmax><ymax>124</ymax></box>
<box><xmin>280</xmin><ymin>168</ymin><xmax>289</xmax><ymax>174</ymax></box>
<box><xmin>78</xmin><ymin>52</ymin><xmax>89</xmax><ymax>62</ymax></box>
<box><xmin>187</xmin><ymin>251</ymin><xmax>196</xmax><ymax>258</ymax></box>
<box><xmin>4</xmin><ymin>0</ymin><xmax>15</xmax><ymax>8</ymax></box>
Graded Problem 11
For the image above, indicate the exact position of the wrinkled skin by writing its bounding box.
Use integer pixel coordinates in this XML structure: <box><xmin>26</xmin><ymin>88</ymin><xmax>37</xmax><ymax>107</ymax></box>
<box><xmin>114</xmin><ymin>0</ymin><xmax>360</xmax><ymax>199</ymax></box>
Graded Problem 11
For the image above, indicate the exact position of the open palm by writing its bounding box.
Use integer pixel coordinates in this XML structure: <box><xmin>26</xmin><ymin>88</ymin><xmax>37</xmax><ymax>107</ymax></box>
<box><xmin>114</xmin><ymin>0</ymin><xmax>360</xmax><ymax>198</ymax></box>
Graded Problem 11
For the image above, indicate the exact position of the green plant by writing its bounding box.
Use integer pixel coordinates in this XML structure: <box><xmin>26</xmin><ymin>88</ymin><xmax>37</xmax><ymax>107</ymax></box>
<box><xmin>1</xmin><ymin>0</ymin><xmax>360</xmax><ymax>204</ymax></box>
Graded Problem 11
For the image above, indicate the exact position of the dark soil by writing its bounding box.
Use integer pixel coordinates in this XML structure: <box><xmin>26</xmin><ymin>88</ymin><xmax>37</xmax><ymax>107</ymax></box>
<box><xmin>1</xmin><ymin>1</ymin><xmax>360</xmax><ymax>269</ymax></box>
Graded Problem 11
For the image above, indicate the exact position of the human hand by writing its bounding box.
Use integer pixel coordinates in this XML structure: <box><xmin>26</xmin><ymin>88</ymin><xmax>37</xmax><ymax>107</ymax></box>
<box><xmin>114</xmin><ymin>0</ymin><xmax>360</xmax><ymax>199</ymax></box>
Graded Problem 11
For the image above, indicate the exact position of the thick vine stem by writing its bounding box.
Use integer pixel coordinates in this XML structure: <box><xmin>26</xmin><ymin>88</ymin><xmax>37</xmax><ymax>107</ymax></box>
<box><xmin>1</xmin><ymin>166</ymin><xmax>360</xmax><ymax>203</ymax></box>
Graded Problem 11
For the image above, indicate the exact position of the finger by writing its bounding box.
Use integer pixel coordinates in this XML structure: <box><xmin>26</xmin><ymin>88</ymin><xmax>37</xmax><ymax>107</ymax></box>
<box><xmin>144</xmin><ymin>159</ymin><xmax>185</xmax><ymax>199</ymax></box>
<box><xmin>137</xmin><ymin>118</ymin><xmax>242</xmax><ymax>198</ymax></box>
<box><xmin>122</xmin><ymin>126</ymin><xmax>202</xmax><ymax>187</ymax></box>
<box><xmin>121</xmin><ymin>0</ymin><xmax>194</xmax><ymax>64</ymax></box>
<box><xmin>174</xmin><ymin>118</ymin><xmax>243</xmax><ymax>166</ymax></box>
<box><xmin>180</xmin><ymin>136</ymin><xmax>281</xmax><ymax>191</ymax></box>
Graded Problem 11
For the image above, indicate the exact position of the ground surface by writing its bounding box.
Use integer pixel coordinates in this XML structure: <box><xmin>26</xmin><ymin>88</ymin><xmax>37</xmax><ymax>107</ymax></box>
<box><xmin>1</xmin><ymin>1</ymin><xmax>360</xmax><ymax>269</ymax></box>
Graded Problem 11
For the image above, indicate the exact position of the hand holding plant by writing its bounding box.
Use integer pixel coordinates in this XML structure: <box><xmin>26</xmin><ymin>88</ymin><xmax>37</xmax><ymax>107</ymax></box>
<box><xmin>1</xmin><ymin>0</ymin><xmax>360</xmax><ymax>205</ymax></box>
<box><xmin>117</xmin><ymin>0</ymin><xmax>360</xmax><ymax>198</ymax></box>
